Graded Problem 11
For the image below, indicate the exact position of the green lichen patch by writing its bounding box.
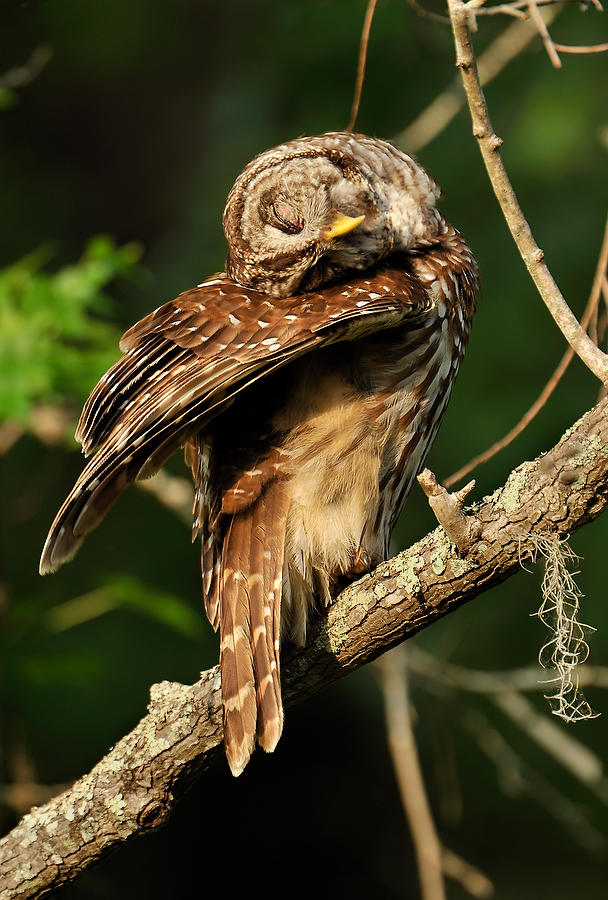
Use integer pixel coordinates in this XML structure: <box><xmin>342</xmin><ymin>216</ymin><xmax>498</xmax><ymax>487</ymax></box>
<box><xmin>567</xmin><ymin>432</ymin><xmax>605</xmax><ymax>469</ymax></box>
<box><xmin>373</xmin><ymin>581</ymin><xmax>389</xmax><ymax>599</ymax></box>
<box><xmin>501</xmin><ymin>466</ymin><xmax>529</xmax><ymax>513</ymax></box>
<box><xmin>396</xmin><ymin>569</ymin><xmax>421</xmax><ymax>594</ymax></box>
<box><xmin>17</xmin><ymin>828</ymin><xmax>37</xmax><ymax>851</ymax></box>
<box><xmin>104</xmin><ymin>793</ymin><xmax>126</xmax><ymax>819</ymax></box>
<box><xmin>63</xmin><ymin>804</ymin><xmax>75</xmax><ymax>823</ymax></box>
<box><xmin>428</xmin><ymin>529</ymin><xmax>455</xmax><ymax>574</ymax></box>
<box><xmin>430</xmin><ymin>554</ymin><xmax>446</xmax><ymax>575</ymax></box>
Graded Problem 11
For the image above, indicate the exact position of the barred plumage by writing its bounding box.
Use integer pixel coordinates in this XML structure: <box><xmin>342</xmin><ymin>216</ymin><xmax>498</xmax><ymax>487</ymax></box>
<box><xmin>40</xmin><ymin>133</ymin><xmax>479</xmax><ymax>775</ymax></box>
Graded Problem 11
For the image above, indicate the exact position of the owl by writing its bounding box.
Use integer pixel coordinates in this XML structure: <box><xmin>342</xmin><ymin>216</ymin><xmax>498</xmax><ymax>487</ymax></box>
<box><xmin>40</xmin><ymin>133</ymin><xmax>479</xmax><ymax>775</ymax></box>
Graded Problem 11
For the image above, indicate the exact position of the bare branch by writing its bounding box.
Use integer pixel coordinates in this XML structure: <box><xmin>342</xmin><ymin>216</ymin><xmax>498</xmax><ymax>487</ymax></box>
<box><xmin>407</xmin><ymin>646</ymin><xmax>607</xmax><ymax>791</ymax></box>
<box><xmin>471</xmin><ymin>0</ymin><xmax>603</xmax><ymax>16</ymax></box>
<box><xmin>446</xmin><ymin>0</ymin><xmax>608</xmax><ymax>383</ymax></box>
<box><xmin>461</xmin><ymin>709</ymin><xmax>606</xmax><ymax>854</ymax></box>
<box><xmin>2</xmin><ymin>396</ymin><xmax>608</xmax><ymax>898</ymax></box>
<box><xmin>445</xmin><ymin>214</ymin><xmax>608</xmax><ymax>486</ymax></box>
<box><xmin>378</xmin><ymin>647</ymin><xmax>447</xmax><ymax>900</ymax></box>
<box><xmin>347</xmin><ymin>0</ymin><xmax>379</xmax><ymax>132</ymax></box>
<box><xmin>553</xmin><ymin>41</ymin><xmax>608</xmax><ymax>53</ymax></box>
<box><xmin>417</xmin><ymin>469</ymin><xmax>481</xmax><ymax>552</ymax></box>
<box><xmin>406</xmin><ymin>646</ymin><xmax>608</xmax><ymax>693</ymax></box>
<box><xmin>441</xmin><ymin>849</ymin><xmax>494</xmax><ymax>898</ymax></box>
<box><xmin>395</xmin><ymin>10</ymin><xmax>562</xmax><ymax>152</ymax></box>
<box><xmin>0</xmin><ymin>406</ymin><xmax>72</xmax><ymax>456</ymax></box>
<box><xmin>0</xmin><ymin>45</ymin><xmax>53</xmax><ymax>91</ymax></box>
<box><xmin>491</xmin><ymin>690</ymin><xmax>605</xmax><ymax>788</ymax></box>
<box><xmin>405</xmin><ymin>0</ymin><xmax>450</xmax><ymax>24</ymax></box>
<box><xmin>378</xmin><ymin>646</ymin><xmax>495</xmax><ymax>898</ymax></box>
<box><xmin>528</xmin><ymin>0</ymin><xmax>563</xmax><ymax>67</ymax></box>
<box><xmin>408</xmin><ymin>646</ymin><xmax>608</xmax><ymax>802</ymax></box>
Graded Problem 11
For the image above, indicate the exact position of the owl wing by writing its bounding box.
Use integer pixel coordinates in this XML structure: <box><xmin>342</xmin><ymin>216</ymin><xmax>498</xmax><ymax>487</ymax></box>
<box><xmin>40</xmin><ymin>266</ymin><xmax>430</xmax><ymax>574</ymax></box>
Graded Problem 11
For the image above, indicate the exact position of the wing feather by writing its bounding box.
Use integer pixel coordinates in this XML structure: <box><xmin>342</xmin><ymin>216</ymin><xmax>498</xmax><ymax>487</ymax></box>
<box><xmin>40</xmin><ymin>265</ymin><xmax>429</xmax><ymax>575</ymax></box>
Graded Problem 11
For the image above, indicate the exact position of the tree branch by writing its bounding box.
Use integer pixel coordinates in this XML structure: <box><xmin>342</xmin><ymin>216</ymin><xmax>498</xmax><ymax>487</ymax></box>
<box><xmin>2</xmin><ymin>396</ymin><xmax>608</xmax><ymax>898</ymax></box>
<box><xmin>378</xmin><ymin>647</ymin><xmax>447</xmax><ymax>900</ymax></box>
<box><xmin>446</xmin><ymin>0</ymin><xmax>608</xmax><ymax>383</ymax></box>
<box><xmin>445</xmin><ymin>213</ymin><xmax>608</xmax><ymax>487</ymax></box>
<box><xmin>395</xmin><ymin>7</ymin><xmax>562</xmax><ymax>153</ymax></box>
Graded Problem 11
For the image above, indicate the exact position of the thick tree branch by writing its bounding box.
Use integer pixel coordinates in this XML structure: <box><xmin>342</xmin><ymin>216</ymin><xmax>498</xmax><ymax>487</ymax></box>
<box><xmin>1</xmin><ymin>397</ymin><xmax>608</xmax><ymax>898</ymax></box>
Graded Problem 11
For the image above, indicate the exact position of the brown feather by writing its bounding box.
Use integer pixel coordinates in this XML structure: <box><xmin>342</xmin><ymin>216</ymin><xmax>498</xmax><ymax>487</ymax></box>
<box><xmin>186</xmin><ymin>433</ymin><xmax>222</xmax><ymax>631</ymax></box>
<box><xmin>219</xmin><ymin>478</ymin><xmax>289</xmax><ymax>774</ymax></box>
<box><xmin>219</xmin><ymin>514</ymin><xmax>257</xmax><ymax>777</ymax></box>
<box><xmin>253</xmin><ymin>479</ymin><xmax>289</xmax><ymax>752</ymax></box>
<box><xmin>40</xmin><ymin>267</ymin><xmax>424</xmax><ymax>576</ymax></box>
<box><xmin>40</xmin><ymin>132</ymin><xmax>480</xmax><ymax>778</ymax></box>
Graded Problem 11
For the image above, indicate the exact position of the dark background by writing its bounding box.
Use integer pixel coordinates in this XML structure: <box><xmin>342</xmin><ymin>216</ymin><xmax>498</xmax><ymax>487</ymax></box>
<box><xmin>1</xmin><ymin>1</ymin><xmax>607</xmax><ymax>897</ymax></box>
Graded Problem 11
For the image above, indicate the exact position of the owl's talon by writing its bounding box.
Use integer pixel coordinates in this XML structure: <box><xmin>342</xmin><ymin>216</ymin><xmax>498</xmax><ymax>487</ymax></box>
<box><xmin>352</xmin><ymin>546</ymin><xmax>372</xmax><ymax>575</ymax></box>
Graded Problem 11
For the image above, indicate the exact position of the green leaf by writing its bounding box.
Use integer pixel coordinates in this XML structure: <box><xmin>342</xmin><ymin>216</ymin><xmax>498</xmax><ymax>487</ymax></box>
<box><xmin>47</xmin><ymin>575</ymin><xmax>204</xmax><ymax>641</ymax></box>
<box><xmin>0</xmin><ymin>237</ymin><xmax>143</xmax><ymax>423</ymax></box>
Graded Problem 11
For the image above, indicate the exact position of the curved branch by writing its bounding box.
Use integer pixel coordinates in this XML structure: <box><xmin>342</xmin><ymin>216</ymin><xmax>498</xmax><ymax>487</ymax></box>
<box><xmin>447</xmin><ymin>0</ymin><xmax>608</xmax><ymax>383</ymax></box>
<box><xmin>445</xmin><ymin>213</ymin><xmax>608</xmax><ymax>487</ymax></box>
<box><xmin>1</xmin><ymin>396</ymin><xmax>608</xmax><ymax>898</ymax></box>
<box><xmin>395</xmin><ymin>8</ymin><xmax>562</xmax><ymax>153</ymax></box>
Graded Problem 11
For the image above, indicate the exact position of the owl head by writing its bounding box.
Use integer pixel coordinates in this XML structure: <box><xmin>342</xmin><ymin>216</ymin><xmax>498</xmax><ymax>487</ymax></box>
<box><xmin>222</xmin><ymin>132</ymin><xmax>442</xmax><ymax>299</ymax></box>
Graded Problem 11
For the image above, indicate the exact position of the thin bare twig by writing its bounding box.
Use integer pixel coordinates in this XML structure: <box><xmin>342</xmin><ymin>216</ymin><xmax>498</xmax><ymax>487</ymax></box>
<box><xmin>441</xmin><ymin>849</ymin><xmax>494</xmax><ymax>898</ymax></box>
<box><xmin>378</xmin><ymin>647</ymin><xmax>495</xmax><ymax>898</ymax></box>
<box><xmin>461</xmin><ymin>708</ymin><xmax>606</xmax><ymax>854</ymax></box>
<box><xmin>406</xmin><ymin>646</ymin><xmax>608</xmax><ymax>693</ymax></box>
<box><xmin>0</xmin><ymin>421</ymin><xmax>24</xmax><ymax>455</ymax></box>
<box><xmin>553</xmin><ymin>41</ymin><xmax>608</xmax><ymax>53</ymax></box>
<box><xmin>0</xmin><ymin>405</ymin><xmax>72</xmax><ymax>455</ymax></box>
<box><xmin>0</xmin><ymin>782</ymin><xmax>71</xmax><ymax>815</ymax></box>
<box><xmin>406</xmin><ymin>0</ymin><xmax>450</xmax><ymax>24</ymax></box>
<box><xmin>473</xmin><ymin>3</ymin><xmax>529</xmax><ymax>18</ymax></box>
<box><xmin>528</xmin><ymin>0</ymin><xmax>563</xmax><ymax>66</ymax></box>
<box><xmin>0</xmin><ymin>45</ymin><xmax>53</xmax><ymax>90</ymax></box>
<box><xmin>447</xmin><ymin>0</ymin><xmax>608</xmax><ymax>383</ymax></box>
<box><xmin>378</xmin><ymin>647</ymin><xmax>447</xmax><ymax>900</ymax></box>
<box><xmin>445</xmin><ymin>351</ymin><xmax>573</xmax><ymax>485</ymax></box>
<box><xmin>407</xmin><ymin>647</ymin><xmax>608</xmax><ymax>798</ymax></box>
<box><xmin>347</xmin><ymin>0</ymin><xmax>379</xmax><ymax>132</ymax></box>
<box><xmin>416</xmin><ymin>655</ymin><xmax>607</xmax><ymax>852</ymax></box>
<box><xmin>445</xmin><ymin>214</ymin><xmax>608</xmax><ymax>486</ymax></box>
<box><xmin>491</xmin><ymin>691</ymin><xmax>607</xmax><ymax>791</ymax></box>
<box><xmin>396</xmin><ymin>8</ymin><xmax>561</xmax><ymax>152</ymax></box>
<box><xmin>472</xmin><ymin>0</ymin><xmax>603</xmax><ymax>16</ymax></box>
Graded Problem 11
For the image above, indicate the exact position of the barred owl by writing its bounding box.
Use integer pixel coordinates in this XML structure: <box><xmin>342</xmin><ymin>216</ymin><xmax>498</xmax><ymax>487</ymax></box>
<box><xmin>40</xmin><ymin>133</ymin><xmax>479</xmax><ymax>775</ymax></box>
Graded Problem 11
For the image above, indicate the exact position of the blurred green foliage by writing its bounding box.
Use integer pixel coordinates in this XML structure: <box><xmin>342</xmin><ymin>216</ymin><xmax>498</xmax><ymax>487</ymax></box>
<box><xmin>46</xmin><ymin>575</ymin><xmax>205</xmax><ymax>639</ymax></box>
<box><xmin>1</xmin><ymin>1</ymin><xmax>607</xmax><ymax>898</ymax></box>
<box><xmin>0</xmin><ymin>87</ymin><xmax>17</xmax><ymax>110</ymax></box>
<box><xmin>0</xmin><ymin>237</ymin><xmax>140</xmax><ymax>421</ymax></box>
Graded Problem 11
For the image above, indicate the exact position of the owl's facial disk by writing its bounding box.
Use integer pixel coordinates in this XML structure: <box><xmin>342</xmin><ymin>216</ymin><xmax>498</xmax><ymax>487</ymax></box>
<box><xmin>224</xmin><ymin>157</ymin><xmax>379</xmax><ymax>297</ymax></box>
<box><xmin>223</xmin><ymin>133</ymin><xmax>442</xmax><ymax>299</ymax></box>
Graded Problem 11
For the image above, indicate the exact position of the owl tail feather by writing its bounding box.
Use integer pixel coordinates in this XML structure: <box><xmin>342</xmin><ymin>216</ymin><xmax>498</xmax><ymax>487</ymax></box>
<box><xmin>220</xmin><ymin>479</ymin><xmax>289</xmax><ymax>776</ymax></box>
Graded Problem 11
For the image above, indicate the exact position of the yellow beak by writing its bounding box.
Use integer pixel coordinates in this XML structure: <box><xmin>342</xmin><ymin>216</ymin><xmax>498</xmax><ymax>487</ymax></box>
<box><xmin>322</xmin><ymin>212</ymin><xmax>366</xmax><ymax>241</ymax></box>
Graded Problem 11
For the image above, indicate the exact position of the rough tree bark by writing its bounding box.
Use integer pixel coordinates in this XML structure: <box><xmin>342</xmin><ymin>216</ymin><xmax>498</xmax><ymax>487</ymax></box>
<box><xmin>1</xmin><ymin>396</ymin><xmax>607</xmax><ymax>900</ymax></box>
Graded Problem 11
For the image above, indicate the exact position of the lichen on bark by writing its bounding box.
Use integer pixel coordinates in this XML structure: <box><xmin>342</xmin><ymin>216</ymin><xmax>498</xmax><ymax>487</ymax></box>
<box><xmin>1</xmin><ymin>397</ymin><xmax>608</xmax><ymax>900</ymax></box>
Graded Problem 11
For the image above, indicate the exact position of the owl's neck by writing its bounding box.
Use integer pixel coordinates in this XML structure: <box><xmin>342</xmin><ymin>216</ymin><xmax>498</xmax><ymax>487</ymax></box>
<box><xmin>408</xmin><ymin>219</ymin><xmax>480</xmax><ymax>330</ymax></box>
